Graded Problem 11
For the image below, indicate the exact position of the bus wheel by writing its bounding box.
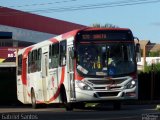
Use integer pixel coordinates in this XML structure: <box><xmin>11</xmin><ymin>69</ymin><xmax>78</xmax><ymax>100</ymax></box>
<box><xmin>60</xmin><ymin>87</ymin><xmax>73</xmax><ymax>111</ymax></box>
<box><xmin>113</xmin><ymin>102</ymin><xmax>121</xmax><ymax>110</ymax></box>
<box><xmin>31</xmin><ymin>89</ymin><xmax>37</xmax><ymax>109</ymax></box>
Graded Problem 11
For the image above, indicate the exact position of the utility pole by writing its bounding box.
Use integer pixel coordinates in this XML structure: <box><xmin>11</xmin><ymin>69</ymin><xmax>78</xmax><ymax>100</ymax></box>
<box><xmin>143</xmin><ymin>45</ymin><xmax>146</xmax><ymax>71</ymax></box>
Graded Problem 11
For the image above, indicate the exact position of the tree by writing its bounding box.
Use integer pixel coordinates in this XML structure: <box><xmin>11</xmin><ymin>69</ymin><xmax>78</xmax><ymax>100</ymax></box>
<box><xmin>92</xmin><ymin>23</ymin><xmax>119</xmax><ymax>28</ymax></box>
<box><xmin>147</xmin><ymin>51</ymin><xmax>160</xmax><ymax>57</ymax></box>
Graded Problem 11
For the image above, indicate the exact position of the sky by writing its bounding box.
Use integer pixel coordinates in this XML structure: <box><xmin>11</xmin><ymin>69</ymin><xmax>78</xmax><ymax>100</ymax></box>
<box><xmin>0</xmin><ymin>0</ymin><xmax>160</xmax><ymax>43</ymax></box>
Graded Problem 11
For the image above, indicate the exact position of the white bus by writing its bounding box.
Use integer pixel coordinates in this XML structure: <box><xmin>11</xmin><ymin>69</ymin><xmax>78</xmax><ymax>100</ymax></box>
<box><xmin>17</xmin><ymin>27</ymin><xmax>141</xmax><ymax>110</ymax></box>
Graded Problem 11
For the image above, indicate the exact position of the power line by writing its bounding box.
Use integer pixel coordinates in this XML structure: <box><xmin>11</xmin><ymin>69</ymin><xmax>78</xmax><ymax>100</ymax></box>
<box><xmin>29</xmin><ymin>0</ymin><xmax>160</xmax><ymax>13</ymax></box>
<box><xmin>2</xmin><ymin>0</ymin><xmax>79</xmax><ymax>8</ymax></box>
<box><xmin>27</xmin><ymin>0</ymin><xmax>140</xmax><ymax>12</ymax></box>
<box><xmin>0</xmin><ymin>0</ymin><xmax>159</xmax><ymax>16</ymax></box>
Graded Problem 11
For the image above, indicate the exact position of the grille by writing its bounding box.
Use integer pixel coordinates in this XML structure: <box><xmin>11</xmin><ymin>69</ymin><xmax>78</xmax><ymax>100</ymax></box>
<box><xmin>96</xmin><ymin>92</ymin><xmax>119</xmax><ymax>97</ymax></box>
<box><xmin>88</xmin><ymin>79</ymin><xmax>125</xmax><ymax>85</ymax></box>
<box><xmin>93</xmin><ymin>87</ymin><xmax>106</xmax><ymax>89</ymax></box>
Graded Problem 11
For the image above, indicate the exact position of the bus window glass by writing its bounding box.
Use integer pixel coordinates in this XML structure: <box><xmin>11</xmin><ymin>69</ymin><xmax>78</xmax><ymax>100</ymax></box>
<box><xmin>49</xmin><ymin>43</ymin><xmax>59</xmax><ymax>69</ymax></box>
<box><xmin>49</xmin><ymin>45</ymin><xmax>51</xmax><ymax>58</ymax></box>
<box><xmin>18</xmin><ymin>54</ymin><xmax>22</xmax><ymax>75</ymax></box>
<box><xmin>76</xmin><ymin>30</ymin><xmax>136</xmax><ymax>77</ymax></box>
<box><xmin>29</xmin><ymin>50</ymin><xmax>38</xmax><ymax>73</ymax></box>
<box><xmin>37</xmin><ymin>48</ymin><xmax>41</xmax><ymax>71</ymax></box>
<box><xmin>60</xmin><ymin>41</ymin><xmax>66</xmax><ymax>66</ymax></box>
<box><xmin>77</xmin><ymin>43</ymin><xmax>135</xmax><ymax>77</ymax></box>
<box><xmin>28</xmin><ymin>52</ymin><xmax>31</xmax><ymax>73</ymax></box>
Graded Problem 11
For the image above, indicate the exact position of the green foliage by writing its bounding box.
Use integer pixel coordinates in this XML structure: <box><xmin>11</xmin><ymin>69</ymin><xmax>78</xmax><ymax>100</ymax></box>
<box><xmin>147</xmin><ymin>51</ymin><xmax>160</xmax><ymax>57</ymax></box>
<box><xmin>143</xmin><ymin>64</ymin><xmax>152</xmax><ymax>73</ymax></box>
<box><xmin>143</xmin><ymin>63</ymin><xmax>160</xmax><ymax>73</ymax></box>
<box><xmin>154</xmin><ymin>63</ymin><xmax>160</xmax><ymax>71</ymax></box>
<box><xmin>92</xmin><ymin>23</ymin><xmax>101</xmax><ymax>28</ymax></box>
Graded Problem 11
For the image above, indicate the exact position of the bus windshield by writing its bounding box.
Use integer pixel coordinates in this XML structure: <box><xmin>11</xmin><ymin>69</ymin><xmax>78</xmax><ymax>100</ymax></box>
<box><xmin>76</xmin><ymin>42</ymin><xmax>136</xmax><ymax>77</ymax></box>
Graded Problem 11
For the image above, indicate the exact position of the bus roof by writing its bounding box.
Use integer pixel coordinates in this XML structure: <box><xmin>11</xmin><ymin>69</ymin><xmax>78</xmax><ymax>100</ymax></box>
<box><xmin>59</xmin><ymin>27</ymin><xmax>131</xmax><ymax>40</ymax></box>
<box><xmin>81</xmin><ymin>27</ymin><xmax>130</xmax><ymax>31</ymax></box>
<box><xmin>18</xmin><ymin>27</ymin><xmax>132</xmax><ymax>55</ymax></box>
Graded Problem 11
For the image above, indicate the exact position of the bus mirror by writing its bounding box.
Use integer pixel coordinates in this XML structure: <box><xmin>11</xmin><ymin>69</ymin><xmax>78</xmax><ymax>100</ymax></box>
<box><xmin>136</xmin><ymin>43</ymin><xmax>141</xmax><ymax>62</ymax></box>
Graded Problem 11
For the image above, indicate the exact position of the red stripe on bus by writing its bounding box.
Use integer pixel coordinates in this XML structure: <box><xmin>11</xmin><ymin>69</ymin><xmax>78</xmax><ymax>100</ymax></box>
<box><xmin>61</xmin><ymin>30</ymin><xmax>78</xmax><ymax>39</ymax></box>
<box><xmin>34</xmin><ymin>67</ymin><xmax>65</xmax><ymax>103</ymax></box>
<box><xmin>27</xmin><ymin>67</ymin><xmax>65</xmax><ymax>103</ymax></box>
<box><xmin>22</xmin><ymin>46</ymin><xmax>33</xmax><ymax>59</ymax></box>
<box><xmin>49</xmin><ymin>38</ymin><xmax>59</xmax><ymax>43</ymax></box>
<box><xmin>49</xmin><ymin>67</ymin><xmax>65</xmax><ymax>102</ymax></box>
<box><xmin>21</xmin><ymin>46</ymin><xmax>33</xmax><ymax>85</ymax></box>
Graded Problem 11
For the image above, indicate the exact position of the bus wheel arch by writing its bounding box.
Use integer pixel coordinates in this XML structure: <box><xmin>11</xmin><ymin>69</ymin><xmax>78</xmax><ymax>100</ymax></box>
<box><xmin>60</xmin><ymin>84</ymin><xmax>67</xmax><ymax>104</ymax></box>
<box><xmin>31</xmin><ymin>88</ymin><xmax>37</xmax><ymax>109</ymax></box>
<box><xmin>60</xmin><ymin>84</ymin><xmax>73</xmax><ymax>111</ymax></box>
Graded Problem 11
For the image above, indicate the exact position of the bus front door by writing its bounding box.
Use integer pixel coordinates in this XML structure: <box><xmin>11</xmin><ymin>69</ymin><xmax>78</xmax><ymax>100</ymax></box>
<box><xmin>67</xmin><ymin>46</ymin><xmax>75</xmax><ymax>101</ymax></box>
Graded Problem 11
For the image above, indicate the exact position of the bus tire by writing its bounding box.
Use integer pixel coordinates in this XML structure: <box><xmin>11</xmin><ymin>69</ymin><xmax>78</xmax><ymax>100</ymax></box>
<box><xmin>31</xmin><ymin>89</ymin><xmax>37</xmax><ymax>109</ymax></box>
<box><xmin>60</xmin><ymin>86</ymin><xmax>73</xmax><ymax>111</ymax></box>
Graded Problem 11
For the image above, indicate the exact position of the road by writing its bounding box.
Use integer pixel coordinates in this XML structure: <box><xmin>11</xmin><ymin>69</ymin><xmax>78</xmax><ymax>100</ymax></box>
<box><xmin>0</xmin><ymin>104</ymin><xmax>159</xmax><ymax>120</ymax></box>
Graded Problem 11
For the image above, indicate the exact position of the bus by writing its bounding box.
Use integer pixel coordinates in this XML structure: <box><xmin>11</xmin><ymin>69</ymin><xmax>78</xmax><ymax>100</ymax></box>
<box><xmin>17</xmin><ymin>27</ymin><xmax>141</xmax><ymax>110</ymax></box>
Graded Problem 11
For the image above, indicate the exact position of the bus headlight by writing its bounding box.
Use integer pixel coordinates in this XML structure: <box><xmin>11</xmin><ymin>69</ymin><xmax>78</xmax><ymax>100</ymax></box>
<box><xmin>76</xmin><ymin>80</ymin><xmax>92</xmax><ymax>90</ymax></box>
<box><xmin>125</xmin><ymin>80</ymin><xmax>136</xmax><ymax>89</ymax></box>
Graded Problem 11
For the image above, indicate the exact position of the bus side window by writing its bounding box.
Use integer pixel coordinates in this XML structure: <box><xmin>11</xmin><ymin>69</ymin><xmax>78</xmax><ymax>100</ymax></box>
<box><xmin>32</xmin><ymin>50</ymin><xmax>36</xmax><ymax>72</ymax></box>
<box><xmin>34</xmin><ymin>50</ymin><xmax>38</xmax><ymax>72</ymax></box>
<box><xmin>18</xmin><ymin>54</ymin><xmax>22</xmax><ymax>75</ymax></box>
<box><xmin>49</xmin><ymin>45</ymin><xmax>52</xmax><ymax>69</ymax></box>
<box><xmin>60</xmin><ymin>41</ymin><xmax>66</xmax><ymax>66</ymax></box>
<box><xmin>37</xmin><ymin>48</ymin><xmax>42</xmax><ymax>71</ymax></box>
<box><xmin>28</xmin><ymin>49</ymin><xmax>41</xmax><ymax>72</ymax></box>
<box><xmin>49</xmin><ymin>43</ymin><xmax>59</xmax><ymax>68</ymax></box>
<box><xmin>53</xmin><ymin>43</ymin><xmax>59</xmax><ymax>68</ymax></box>
<box><xmin>49</xmin><ymin>43</ymin><xmax>59</xmax><ymax>69</ymax></box>
<box><xmin>28</xmin><ymin>52</ymin><xmax>31</xmax><ymax>73</ymax></box>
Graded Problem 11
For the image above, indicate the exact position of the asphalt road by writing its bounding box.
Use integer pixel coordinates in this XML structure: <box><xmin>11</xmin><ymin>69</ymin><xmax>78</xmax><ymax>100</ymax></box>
<box><xmin>0</xmin><ymin>104</ymin><xmax>159</xmax><ymax>120</ymax></box>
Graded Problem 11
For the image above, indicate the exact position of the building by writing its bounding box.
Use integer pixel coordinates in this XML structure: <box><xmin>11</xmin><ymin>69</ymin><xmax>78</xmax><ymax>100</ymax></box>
<box><xmin>0</xmin><ymin>7</ymin><xmax>86</xmax><ymax>104</ymax></box>
<box><xmin>136</xmin><ymin>40</ymin><xmax>160</xmax><ymax>70</ymax></box>
<box><xmin>137</xmin><ymin>40</ymin><xmax>160</xmax><ymax>53</ymax></box>
<box><xmin>0</xmin><ymin>7</ymin><xmax>86</xmax><ymax>66</ymax></box>
<box><xmin>0</xmin><ymin>7</ymin><xmax>86</xmax><ymax>43</ymax></box>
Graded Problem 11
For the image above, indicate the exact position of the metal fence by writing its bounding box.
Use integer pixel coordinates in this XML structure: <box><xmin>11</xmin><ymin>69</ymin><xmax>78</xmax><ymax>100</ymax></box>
<box><xmin>0</xmin><ymin>67</ymin><xmax>18</xmax><ymax>105</ymax></box>
<box><xmin>138</xmin><ymin>71</ymin><xmax>160</xmax><ymax>100</ymax></box>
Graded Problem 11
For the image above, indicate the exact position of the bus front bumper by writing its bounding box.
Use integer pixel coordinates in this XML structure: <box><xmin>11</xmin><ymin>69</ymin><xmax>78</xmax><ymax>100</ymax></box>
<box><xmin>74</xmin><ymin>87</ymin><xmax>138</xmax><ymax>102</ymax></box>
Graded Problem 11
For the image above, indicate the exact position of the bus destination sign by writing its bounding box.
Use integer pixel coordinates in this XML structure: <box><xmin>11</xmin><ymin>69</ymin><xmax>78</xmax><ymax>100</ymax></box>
<box><xmin>82</xmin><ymin>34</ymin><xmax>107</xmax><ymax>40</ymax></box>
<box><xmin>78</xmin><ymin>31</ymin><xmax>131</xmax><ymax>41</ymax></box>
